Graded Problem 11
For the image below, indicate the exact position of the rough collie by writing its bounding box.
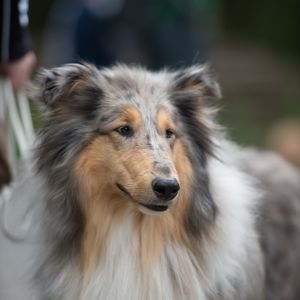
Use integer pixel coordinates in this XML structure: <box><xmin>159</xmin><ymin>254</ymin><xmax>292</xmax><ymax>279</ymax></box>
<box><xmin>1</xmin><ymin>63</ymin><xmax>300</xmax><ymax>299</ymax></box>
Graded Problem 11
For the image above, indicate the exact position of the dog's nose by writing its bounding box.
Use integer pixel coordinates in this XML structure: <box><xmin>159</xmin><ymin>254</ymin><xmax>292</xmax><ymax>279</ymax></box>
<box><xmin>152</xmin><ymin>178</ymin><xmax>180</xmax><ymax>201</ymax></box>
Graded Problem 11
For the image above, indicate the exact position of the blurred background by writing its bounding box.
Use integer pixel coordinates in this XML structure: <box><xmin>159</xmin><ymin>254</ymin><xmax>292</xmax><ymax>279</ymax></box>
<box><xmin>28</xmin><ymin>0</ymin><xmax>300</xmax><ymax>167</ymax></box>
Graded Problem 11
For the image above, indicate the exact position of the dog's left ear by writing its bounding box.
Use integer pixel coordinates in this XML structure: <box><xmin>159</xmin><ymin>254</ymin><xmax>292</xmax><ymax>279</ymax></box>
<box><xmin>173</xmin><ymin>65</ymin><xmax>221</xmax><ymax>100</ymax></box>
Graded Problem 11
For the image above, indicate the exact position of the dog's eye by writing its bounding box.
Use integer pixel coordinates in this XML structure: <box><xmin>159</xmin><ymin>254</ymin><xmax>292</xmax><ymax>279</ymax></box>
<box><xmin>165</xmin><ymin>129</ymin><xmax>175</xmax><ymax>139</ymax></box>
<box><xmin>116</xmin><ymin>125</ymin><xmax>133</xmax><ymax>137</ymax></box>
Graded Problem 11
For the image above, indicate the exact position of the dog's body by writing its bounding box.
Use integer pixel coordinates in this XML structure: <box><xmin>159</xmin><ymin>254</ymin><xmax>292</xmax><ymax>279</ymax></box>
<box><xmin>1</xmin><ymin>63</ymin><xmax>300</xmax><ymax>299</ymax></box>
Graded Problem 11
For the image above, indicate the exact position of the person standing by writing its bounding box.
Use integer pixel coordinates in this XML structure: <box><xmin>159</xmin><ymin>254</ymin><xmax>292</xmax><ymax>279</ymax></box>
<box><xmin>0</xmin><ymin>0</ymin><xmax>36</xmax><ymax>189</ymax></box>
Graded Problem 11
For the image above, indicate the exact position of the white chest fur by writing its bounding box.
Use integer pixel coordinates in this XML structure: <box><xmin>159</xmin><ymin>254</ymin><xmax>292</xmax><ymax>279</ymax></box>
<box><xmin>78</xmin><ymin>218</ymin><xmax>206</xmax><ymax>300</ymax></box>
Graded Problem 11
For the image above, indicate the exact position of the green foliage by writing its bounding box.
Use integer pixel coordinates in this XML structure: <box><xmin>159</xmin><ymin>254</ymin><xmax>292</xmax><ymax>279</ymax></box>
<box><xmin>222</xmin><ymin>0</ymin><xmax>300</xmax><ymax>57</ymax></box>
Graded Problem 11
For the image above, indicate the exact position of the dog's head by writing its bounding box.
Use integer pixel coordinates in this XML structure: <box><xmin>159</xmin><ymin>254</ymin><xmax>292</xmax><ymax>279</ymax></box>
<box><xmin>33</xmin><ymin>64</ymin><xmax>220</xmax><ymax>220</ymax></box>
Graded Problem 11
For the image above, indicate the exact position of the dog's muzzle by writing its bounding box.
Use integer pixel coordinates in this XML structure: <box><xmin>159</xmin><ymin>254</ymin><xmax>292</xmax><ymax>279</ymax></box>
<box><xmin>117</xmin><ymin>178</ymin><xmax>180</xmax><ymax>214</ymax></box>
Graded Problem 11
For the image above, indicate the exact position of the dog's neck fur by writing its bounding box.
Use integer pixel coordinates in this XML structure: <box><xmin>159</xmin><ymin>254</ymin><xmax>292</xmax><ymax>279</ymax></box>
<box><xmin>79</xmin><ymin>211</ymin><xmax>205</xmax><ymax>300</ymax></box>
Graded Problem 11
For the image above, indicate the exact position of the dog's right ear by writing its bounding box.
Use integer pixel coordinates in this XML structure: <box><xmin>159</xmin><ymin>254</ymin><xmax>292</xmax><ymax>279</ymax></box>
<box><xmin>30</xmin><ymin>63</ymin><xmax>100</xmax><ymax>109</ymax></box>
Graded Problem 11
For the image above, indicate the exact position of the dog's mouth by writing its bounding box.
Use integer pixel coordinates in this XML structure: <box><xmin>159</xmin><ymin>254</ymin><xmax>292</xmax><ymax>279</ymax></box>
<box><xmin>116</xmin><ymin>183</ymin><xmax>169</xmax><ymax>213</ymax></box>
<box><xmin>140</xmin><ymin>203</ymin><xmax>169</xmax><ymax>212</ymax></box>
<box><xmin>116</xmin><ymin>183</ymin><xmax>131</xmax><ymax>197</ymax></box>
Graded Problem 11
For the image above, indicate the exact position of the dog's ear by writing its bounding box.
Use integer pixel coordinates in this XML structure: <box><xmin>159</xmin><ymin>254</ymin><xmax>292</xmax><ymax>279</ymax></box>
<box><xmin>30</xmin><ymin>63</ymin><xmax>101</xmax><ymax>109</ymax></box>
<box><xmin>173</xmin><ymin>65</ymin><xmax>221</xmax><ymax>100</ymax></box>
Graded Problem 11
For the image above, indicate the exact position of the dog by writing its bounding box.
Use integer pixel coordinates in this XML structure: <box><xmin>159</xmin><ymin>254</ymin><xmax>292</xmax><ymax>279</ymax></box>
<box><xmin>1</xmin><ymin>63</ymin><xmax>300</xmax><ymax>299</ymax></box>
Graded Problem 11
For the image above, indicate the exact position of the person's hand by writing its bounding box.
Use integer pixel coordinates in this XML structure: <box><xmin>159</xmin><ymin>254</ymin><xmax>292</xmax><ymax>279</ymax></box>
<box><xmin>0</xmin><ymin>51</ymin><xmax>36</xmax><ymax>92</ymax></box>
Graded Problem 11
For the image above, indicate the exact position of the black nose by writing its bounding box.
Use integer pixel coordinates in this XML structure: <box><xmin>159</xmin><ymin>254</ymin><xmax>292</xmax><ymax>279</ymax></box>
<box><xmin>152</xmin><ymin>178</ymin><xmax>180</xmax><ymax>201</ymax></box>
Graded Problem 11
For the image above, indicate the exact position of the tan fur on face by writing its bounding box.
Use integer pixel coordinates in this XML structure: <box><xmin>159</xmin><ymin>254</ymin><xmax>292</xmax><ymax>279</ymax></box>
<box><xmin>75</xmin><ymin>137</ymin><xmax>125</xmax><ymax>277</ymax></box>
<box><xmin>75</xmin><ymin>107</ymin><xmax>194</xmax><ymax>281</ymax></box>
<box><xmin>157</xmin><ymin>108</ymin><xmax>176</xmax><ymax>134</ymax></box>
<box><xmin>119</xmin><ymin>106</ymin><xmax>141</xmax><ymax>128</ymax></box>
